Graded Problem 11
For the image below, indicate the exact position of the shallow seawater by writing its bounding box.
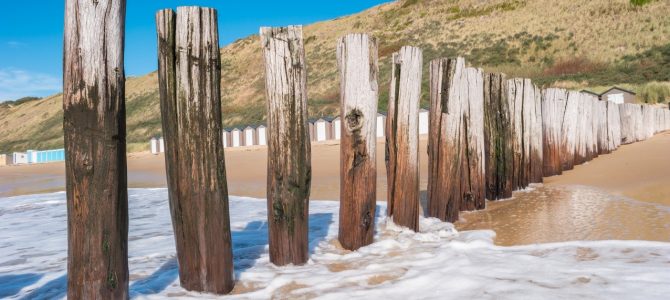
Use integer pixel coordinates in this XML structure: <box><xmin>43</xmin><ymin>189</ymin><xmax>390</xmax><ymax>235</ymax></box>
<box><xmin>2</xmin><ymin>189</ymin><xmax>670</xmax><ymax>299</ymax></box>
<box><xmin>456</xmin><ymin>184</ymin><xmax>670</xmax><ymax>246</ymax></box>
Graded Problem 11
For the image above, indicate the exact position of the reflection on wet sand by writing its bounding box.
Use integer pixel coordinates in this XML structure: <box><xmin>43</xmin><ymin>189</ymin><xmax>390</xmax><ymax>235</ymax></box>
<box><xmin>456</xmin><ymin>184</ymin><xmax>670</xmax><ymax>246</ymax></box>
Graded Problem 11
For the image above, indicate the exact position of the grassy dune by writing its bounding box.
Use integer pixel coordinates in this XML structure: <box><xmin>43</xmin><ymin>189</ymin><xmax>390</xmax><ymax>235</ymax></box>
<box><xmin>1</xmin><ymin>0</ymin><xmax>668</xmax><ymax>153</ymax></box>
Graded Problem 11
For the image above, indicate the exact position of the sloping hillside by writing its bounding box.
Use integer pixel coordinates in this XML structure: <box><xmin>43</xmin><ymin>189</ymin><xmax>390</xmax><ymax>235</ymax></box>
<box><xmin>1</xmin><ymin>0</ymin><xmax>668</xmax><ymax>153</ymax></box>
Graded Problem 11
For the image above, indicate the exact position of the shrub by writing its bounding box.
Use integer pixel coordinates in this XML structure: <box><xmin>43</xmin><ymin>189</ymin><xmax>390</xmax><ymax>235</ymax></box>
<box><xmin>630</xmin><ymin>0</ymin><xmax>655</xmax><ymax>6</ymax></box>
<box><xmin>638</xmin><ymin>81</ymin><xmax>670</xmax><ymax>104</ymax></box>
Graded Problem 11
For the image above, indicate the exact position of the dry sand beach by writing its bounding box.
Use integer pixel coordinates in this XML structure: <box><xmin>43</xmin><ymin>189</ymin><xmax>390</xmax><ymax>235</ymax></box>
<box><xmin>1</xmin><ymin>133</ymin><xmax>669</xmax><ymax>246</ymax></box>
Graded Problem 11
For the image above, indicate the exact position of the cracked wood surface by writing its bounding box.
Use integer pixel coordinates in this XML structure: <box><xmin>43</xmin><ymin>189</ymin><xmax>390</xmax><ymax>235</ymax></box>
<box><xmin>63</xmin><ymin>0</ymin><xmax>129</xmax><ymax>298</ymax></box>
<box><xmin>386</xmin><ymin>46</ymin><xmax>421</xmax><ymax>231</ymax></box>
<box><xmin>336</xmin><ymin>33</ymin><xmax>378</xmax><ymax>250</ymax></box>
<box><xmin>261</xmin><ymin>25</ymin><xmax>312</xmax><ymax>266</ymax></box>
<box><xmin>157</xmin><ymin>7</ymin><xmax>234</xmax><ymax>294</ymax></box>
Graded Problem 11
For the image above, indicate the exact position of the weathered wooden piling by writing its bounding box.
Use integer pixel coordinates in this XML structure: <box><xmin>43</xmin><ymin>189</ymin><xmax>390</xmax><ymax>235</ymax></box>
<box><xmin>386</xmin><ymin>46</ymin><xmax>422</xmax><ymax>231</ymax></box>
<box><xmin>427</xmin><ymin>58</ymin><xmax>464</xmax><ymax>222</ymax></box>
<box><xmin>460</xmin><ymin>67</ymin><xmax>486</xmax><ymax>211</ymax></box>
<box><xmin>336</xmin><ymin>33</ymin><xmax>378</xmax><ymax>250</ymax></box>
<box><xmin>64</xmin><ymin>0</ymin><xmax>128</xmax><ymax>298</ymax></box>
<box><xmin>507</xmin><ymin>79</ymin><xmax>541</xmax><ymax>188</ymax></box>
<box><xmin>595</xmin><ymin>101</ymin><xmax>609</xmax><ymax>154</ymax></box>
<box><xmin>156</xmin><ymin>7</ymin><xmax>235</xmax><ymax>294</ymax></box>
<box><xmin>261</xmin><ymin>26</ymin><xmax>312</xmax><ymax>265</ymax></box>
<box><xmin>574</xmin><ymin>94</ymin><xmax>590</xmax><ymax>165</ymax></box>
<box><xmin>560</xmin><ymin>91</ymin><xmax>580</xmax><ymax>170</ymax></box>
<box><xmin>606</xmin><ymin>102</ymin><xmax>622</xmax><ymax>151</ymax></box>
<box><xmin>541</xmin><ymin>88</ymin><xmax>567</xmax><ymax>176</ymax></box>
<box><xmin>483</xmin><ymin>72</ymin><xmax>513</xmax><ymax>200</ymax></box>
<box><xmin>529</xmin><ymin>84</ymin><xmax>544</xmax><ymax>183</ymax></box>
<box><xmin>619</xmin><ymin>103</ymin><xmax>641</xmax><ymax>144</ymax></box>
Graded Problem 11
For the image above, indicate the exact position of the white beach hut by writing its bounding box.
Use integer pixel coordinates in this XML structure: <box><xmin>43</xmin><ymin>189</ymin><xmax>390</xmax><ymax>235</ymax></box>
<box><xmin>332</xmin><ymin>117</ymin><xmax>341</xmax><ymax>140</ymax></box>
<box><xmin>231</xmin><ymin>128</ymin><xmax>242</xmax><ymax>147</ymax></box>
<box><xmin>12</xmin><ymin>152</ymin><xmax>28</xmax><ymax>165</ymax></box>
<box><xmin>314</xmin><ymin>118</ymin><xmax>332</xmax><ymax>142</ymax></box>
<box><xmin>419</xmin><ymin>108</ymin><xmax>429</xmax><ymax>135</ymax></box>
<box><xmin>244</xmin><ymin>126</ymin><xmax>256</xmax><ymax>146</ymax></box>
<box><xmin>0</xmin><ymin>154</ymin><xmax>8</xmax><ymax>166</ymax></box>
<box><xmin>159</xmin><ymin>137</ymin><xmax>165</xmax><ymax>153</ymax></box>
<box><xmin>150</xmin><ymin>137</ymin><xmax>159</xmax><ymax>155</ymax></box>
<box><xmin>376</xmin><ymin>113</ymin><xmax>386</xmax><ymax>138</ymax></box>
<box><xmin>257</xmin><ymin>125</ymin><xmax>267</xmax><ymax>146</ymax></box>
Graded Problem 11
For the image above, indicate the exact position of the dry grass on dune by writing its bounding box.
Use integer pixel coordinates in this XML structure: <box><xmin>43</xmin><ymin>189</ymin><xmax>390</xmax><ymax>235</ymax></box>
<box><xmin>1</xmin><ymin>0</ymin><xmax>668</xmax><ymax>153</ymax></box>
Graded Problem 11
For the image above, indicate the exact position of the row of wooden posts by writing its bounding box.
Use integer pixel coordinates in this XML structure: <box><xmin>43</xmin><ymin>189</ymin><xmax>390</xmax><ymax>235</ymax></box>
<box><xmin>62</xmin><ymin>3</ymin><xmax>670</xmax><ymax>298</ymax></box>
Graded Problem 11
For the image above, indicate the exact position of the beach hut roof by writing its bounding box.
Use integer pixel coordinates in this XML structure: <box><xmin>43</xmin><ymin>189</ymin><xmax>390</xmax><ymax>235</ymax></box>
<box><xmin>601</xmin><ymin>86</ymin><xmax>636</xmax><ymax>96</ymax></box>
<box><xmin>580</xmin><ymin>89</ymin><xmax>600</xmax><ymax>97</ymax></box>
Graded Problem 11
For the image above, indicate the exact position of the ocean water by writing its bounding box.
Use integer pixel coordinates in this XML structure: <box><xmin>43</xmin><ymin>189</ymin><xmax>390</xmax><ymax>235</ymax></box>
<box><xmin>0</xmin><ymin>188</ymin><xmax>669</xmax><ymax>299</ymax></box>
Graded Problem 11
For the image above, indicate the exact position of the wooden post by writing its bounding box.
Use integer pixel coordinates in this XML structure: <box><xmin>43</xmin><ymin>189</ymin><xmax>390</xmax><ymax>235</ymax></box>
<box><xmin>561</xmin><ymin>91</ymin><xmax>580</xmax><ymax>170</ymax></box>
<box><xmin>261</xmin><ymin>26</ymin><xmax>311</xmax><ymax>265</ymax></box>
<box><xmin>483</xmin><ymin>72</ymin><xmax>513</xmax><ymax>200</ymax></box>
<box><xmin>460</xmin><ymin>67</ymin><xmax>486</xmax><ymax>211</ymax></box>
<box><xmin>596</xmin><ymin>101</ymin><xmax>609</xmax><ymax>154</ymax></box>
<box><xmin>541</xmin><ymin>88</ymin><xmax>566</xmax><ymax>176</ymax></box>
<box><xmin>507</xmin><ymin>78</ymin><xmax>533</xmax><ymax>189</ymax></box>
<box><xmin>386</xmin><ymin>46</ymin><xmax>421</xmax><ymax>231</ymax></box>
<box><xmin>156</xmin><ymin>7</ymin><xmax>234</xmax><ymax>294</ymax></box>
<box><xmin>528</xmin><ymin>84</ymin><xmax>543</xmax><ymax>183</ymax></box>
<box><xmin>606</xmin><ymin>102</ymin><xmax>622</xmax><ymax>151</ymax></box>
<box><xmin>63</xmin><ymin>0</ymin><xmax>128</xmax><ymax>298</ymax></box>
<box><xmin>336</xmin><ymin>33</ymin><xmax>378</xmax><ymax>250</ymax></box>
<box><xmin>427</xmin><ymin>58</ymin><xmax>465</xmax><ymax>222</ymax></box>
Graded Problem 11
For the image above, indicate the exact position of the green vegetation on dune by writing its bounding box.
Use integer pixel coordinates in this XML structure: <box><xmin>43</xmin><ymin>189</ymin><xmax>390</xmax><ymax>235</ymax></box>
<box><xmin>1</xmin><ymin>0</ymin><xmax>669</xmax><ymax>153</ymax></box>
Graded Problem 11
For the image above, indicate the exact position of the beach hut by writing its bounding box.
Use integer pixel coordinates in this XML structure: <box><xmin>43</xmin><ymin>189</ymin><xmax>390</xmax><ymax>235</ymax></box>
<box><xmin>314</xmin><ymin>118</ymin><xmax>333</xmax><ymax>142</ymax></box>
<box><xmin>159</xmin><ymin>137</ymin><xmax>165</xmax><ymax>153</ymax></box>
<box><xmin>419</xmin><ymin>108</ymin><xmax>429</xmax><ymax>135</ymax></box>
<box><xmin>12</xmin><ymin>152</ymin><xmax>28</xmax><ymax>165</ymax></box>
<box><xmin>231</xmin><ymin>128</ymin><xmax>242</xmax><ymax>147</ymax></box>
<box><xmin>26</xmin><ymin>150</ymin><xmax>37</xmax><ymax>164</ymax></box>
<box><xmin>0</xmin><ymin>154</ymin><xmax>8</xmax><ymax>166</ymax></box>
<box><xmin>244</xmin><ymin>126</ymin><xmax>257</xmax><ymax>146</ymax></box>
<box><xmin>376</xmin><ymin>113</ymin><xmax>386</xmax><ymax>137</ymax></box>
<box><xmin>257</xmin><ymin>125</ymin><xmax>267</xmax><ymax>146</ymax></box>
<box><xmin>34</xmin><ymin>149</ymin><xmax>65</xmax><ymax>163</ymax></box>
<box><xmin>332</xmin><ymin>117</ymin><xmax>341</xmax><ymax>140</ymax></box>
<box><xmin>309</xmin><ymin>121</ymin><xmax>316</xmax><ymax>141</ymax></box>
<box><xmin>601</xmin><ymin>87</ymin><xmax>636</xmax><ymax>104</ymax></box>
<box><xmin>150</xmin><ymin>137</ymin><xmax>159</xmax><ymax>155</ymax></box>
<box><xmin>223</xmin><ymin>129</ymin><xmax>231</xmax><ymax>148</ymax></box>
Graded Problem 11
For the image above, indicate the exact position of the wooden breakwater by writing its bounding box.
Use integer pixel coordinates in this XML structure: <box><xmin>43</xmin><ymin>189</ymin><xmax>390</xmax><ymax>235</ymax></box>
<box><xmin>63</xmin><ymin>4</ymin><xmax>670</xmax><ymax>294</ymax></box>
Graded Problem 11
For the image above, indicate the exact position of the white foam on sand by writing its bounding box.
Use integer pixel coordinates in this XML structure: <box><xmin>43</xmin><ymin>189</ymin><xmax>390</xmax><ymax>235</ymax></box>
<box><xmin>1</xmin><ymin>189</ymin><xmax>669</xmax><ymax>299</ymax></box>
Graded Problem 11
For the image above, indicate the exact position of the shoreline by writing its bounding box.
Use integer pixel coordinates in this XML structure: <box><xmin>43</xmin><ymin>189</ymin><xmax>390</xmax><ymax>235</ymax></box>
<box><xmin>2</xmin><ymin>133</ymin><xmax>669</xmax><ymax>206</ymax></box>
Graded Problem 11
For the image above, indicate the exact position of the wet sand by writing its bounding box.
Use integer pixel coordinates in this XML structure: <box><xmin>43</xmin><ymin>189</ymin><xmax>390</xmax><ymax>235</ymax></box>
<box><xmin>1</xmin><ymin>133</ymin><xmax>669</xmax><ymax>246</ymax></box>
<box><xmin>0</xmin><ymin>138</ymin><xmax>426</xmax><ymax>201</ymax></box>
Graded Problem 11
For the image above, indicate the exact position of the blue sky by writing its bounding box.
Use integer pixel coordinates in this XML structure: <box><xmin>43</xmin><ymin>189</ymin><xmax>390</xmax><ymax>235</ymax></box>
<box><xmin>0</xmin><ymin>0</ymin><xmax>390</xmax><ymax>101</ymax></box>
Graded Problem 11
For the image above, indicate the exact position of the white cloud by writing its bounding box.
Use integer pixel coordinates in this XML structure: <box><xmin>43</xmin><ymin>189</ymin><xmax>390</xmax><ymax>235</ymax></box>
<box><xmin>0</xmin><ymin>68</ymin><xmax>61</xmax><ymax>101</ymax></box>
<box><xmin>6</xmin><ymin>41</ymin><xmax>26</xmax><ymax>48</ymax></box>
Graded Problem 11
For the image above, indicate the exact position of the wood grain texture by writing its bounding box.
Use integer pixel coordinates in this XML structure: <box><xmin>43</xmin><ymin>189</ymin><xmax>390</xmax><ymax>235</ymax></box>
<box><xmin>529</xmin><ymin>84</ymin><xmax>544</xmax><ymax>183</ymax></box>
<box><xmin>507</xmin><ymin>78</ymin><xmax>539</xmax><ymax>189</ymax></box>
<box><xmin>560</xmin><ymin>91</ymin><xmax>580</xmax><ymax>170</ymax></box>
<box><xmin>483</xmin><ymin>72</ymin><xmax>513</xmax><ymax>200</ymax></box>
<box><xmin>606</xmin><ymin>102</ymin><xmax>622</xmax><ymax>152</ymax></box>
<box><xmin>157</xmin><ymin>7</ymin><xmax>235</xmax><ymax>294</ymax></box>
<box><xmin>619</xmin><ymin>103</ymin><xmax>641</xmax><ymax>144</ymax></box>
<box><xmin>261</xmin><ymin>26</ymin><xmax>312</xmax><ymax>265</ymax></box>
<box><xmin>427</xmin><ymin>58</ymin><xmax>464</xmax><ymax>222</ymax></box>
<box><xmin>541</xmin><ymin>88</ymin><xmax>567</xmax><ymax>176</ymax></box>
<box><xmin>460</xmin><ymin>67</ymin><xmax>486</xmax><ymax>211</ymax></box>
<box><xmin>386</xmin><ymin>46</ymin><xmax>422</xmax><ymax>231</ymax></box>
<box><xmin>63</xmin><ymin>0</ymin><xmax>129</xmax><ymax>298</ymax></box>
<box><xmin>336</xmin><ymin>33</ymin><xmax>378</xmax><ymax>250</ymax></box>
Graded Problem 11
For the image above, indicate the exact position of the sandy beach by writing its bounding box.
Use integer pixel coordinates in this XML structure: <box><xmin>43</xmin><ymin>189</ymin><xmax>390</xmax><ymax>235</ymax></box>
<box><xmin>1</xmin><ymin>133</ymin><xmax>669</xmax><ymax>246</ymax></box>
